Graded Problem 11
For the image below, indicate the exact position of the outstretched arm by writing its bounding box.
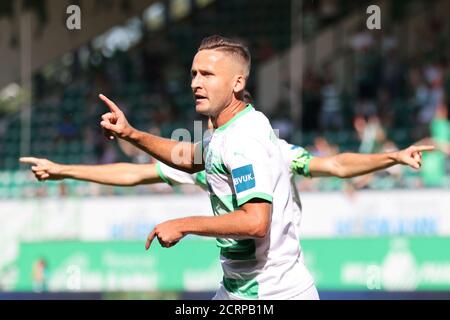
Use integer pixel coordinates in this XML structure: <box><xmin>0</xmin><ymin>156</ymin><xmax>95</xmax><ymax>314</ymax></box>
<box><xmin>145</xmin><ymin>200</ymin><xmax>271</xmax><ymax>250</ymax></box>
<box><xmin>20</xmin><ymin>157</ymin><xmax>163</xmax><ymax>186</ymax></box>
<box><xmin>99</xmin><ymin>94</ymin><xmax>204</xmax><ymax>173</ymax></box>
<box><xmin>308</xmin><ymin>145</ymin><xmax>435</xmax><ymax>178</ymax></box>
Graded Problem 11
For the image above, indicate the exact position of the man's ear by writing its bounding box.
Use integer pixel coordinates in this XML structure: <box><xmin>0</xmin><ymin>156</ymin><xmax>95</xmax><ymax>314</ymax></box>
<box><xmin>233</xmin><ymin>75</ymin><xmax>246</xmax><ymax>94</ymax></box>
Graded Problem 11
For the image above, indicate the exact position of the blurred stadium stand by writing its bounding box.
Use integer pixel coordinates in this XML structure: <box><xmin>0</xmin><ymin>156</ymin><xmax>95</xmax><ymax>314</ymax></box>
<box><xmin>0</xmin><ymin>0</ymin><xmax>448</xmax><ymax>198</ymax></box>
<box><xmin>0</xmin><ymin>0</ymin><xmax>449</xmax><ymax>299</ymax></box>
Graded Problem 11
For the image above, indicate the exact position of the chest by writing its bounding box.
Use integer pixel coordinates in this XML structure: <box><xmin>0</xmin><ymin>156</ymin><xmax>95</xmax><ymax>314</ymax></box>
<box><xmin>204</xmin><ymin>135</ymin><xmax>233</xmax><ymax>194</ymax></box>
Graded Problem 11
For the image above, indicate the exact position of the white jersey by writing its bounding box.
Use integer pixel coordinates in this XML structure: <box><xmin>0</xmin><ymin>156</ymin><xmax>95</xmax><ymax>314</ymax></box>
<box><xmin>202</xmin><ymin>104</ymin><xmax>314</xmax><ymax>299</ymax></box>
<box><xmin>278</xmin><ymin>139</ymin><xmax>313</xmax><ymax>234</ymax></box>
<box><xmin>155</xmin><ymin>110</ymin><xmax>316</xmax><ymax>299</ymax></box>
<box><xmin>156</xmin><ymin>139</ymin><xmax>314</xmax><ymax>233</ymax></box>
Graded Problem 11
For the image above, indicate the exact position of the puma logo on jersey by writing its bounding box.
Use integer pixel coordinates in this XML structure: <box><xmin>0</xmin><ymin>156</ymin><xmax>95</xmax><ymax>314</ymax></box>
<box><xmin>232</xmin><ymin>164</ymin><xmax>255</xmax><ymax>193</ymax></box>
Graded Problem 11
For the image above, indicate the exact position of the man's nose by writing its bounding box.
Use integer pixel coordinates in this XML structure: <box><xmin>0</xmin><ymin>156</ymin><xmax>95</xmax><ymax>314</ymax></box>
<box><xmin>191</xmin><ymin>75</ymin><xmax>201</xmax><ymax>91</ymax></box>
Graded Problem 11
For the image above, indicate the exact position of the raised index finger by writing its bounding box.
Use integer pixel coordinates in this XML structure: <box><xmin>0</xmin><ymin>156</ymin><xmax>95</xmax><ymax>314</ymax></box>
<box><xmin>99</xmin><ymin>94</ymin><xmax>121</xmax><ymax>113</ymax></box>
<box><xmin>145</xmin><ymin>229</ymin><xmax>157</xmax><ymax>251</ymax></box>
<box><xmin>19</xmin><ymin>157</ymin><xmax>40</xmax><ymax>165</ymax></box>
<box><xmin>412</xmin><ymin>145</ymin><xmax>435</xmax><ymax>152</ymax></box>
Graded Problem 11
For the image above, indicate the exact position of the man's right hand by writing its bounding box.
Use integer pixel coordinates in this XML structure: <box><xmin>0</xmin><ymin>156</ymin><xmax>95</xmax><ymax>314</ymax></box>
<box><xmin>19</xmin><ymin>157</ymin><xmax>65</xmax><ymax>181</ymax></box>
<box><xmin>99</xmin><ymin>94</ymin><xmax>136</xmax><ymax>141</ymax></box>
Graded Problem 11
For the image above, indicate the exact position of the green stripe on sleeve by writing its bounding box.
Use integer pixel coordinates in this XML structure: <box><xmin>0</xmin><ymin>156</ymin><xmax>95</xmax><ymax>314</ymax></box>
<box><xmin>155</xmin><ymin>162</ymin><xmax>173</xmax><ymax>186</ymax></box>
<box><xmin>195</xmin><ymin>171</ymin><xmax>207</xmax><ymax>189</ymax></box>
<box><xmin>237</xmin><ymin>192</ymin><xmax>273</xmax><ymax>207</ymax></box>
<box><xmin>291</xmin><ymin>149</ymin><xmax>313</xmax><ymax>178</ymax></box>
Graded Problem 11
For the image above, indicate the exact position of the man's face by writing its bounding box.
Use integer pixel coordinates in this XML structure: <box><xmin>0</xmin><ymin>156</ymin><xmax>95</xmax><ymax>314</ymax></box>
<box><xmin>191</xmin><ymin>50</ymin><xmax>237</xmax><ymax>117</ymax></box>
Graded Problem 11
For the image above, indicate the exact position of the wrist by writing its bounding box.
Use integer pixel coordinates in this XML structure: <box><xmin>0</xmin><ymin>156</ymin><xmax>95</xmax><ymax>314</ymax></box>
<box><xmin>177</xmin><ymin>217</ymin><xmax>196</xmax><ymax>236</ymax></box>
<box><xmin>388</xmin><ymin>151</ymin><xmax>400</xmax><ymax>164</ymax></box>
<box><xmin>56</xmin><ymin>164</ymin><xmax>69</xmax><ymax>178</ymax></box>
<box><xmin>177</xmin><ymin>217</ymin><xmax>192</xmax><ymax>235</ymax></box>
<box><xmin>125</xmin><ymin>127</ymin><xmax>140</xmax><ymax>142</ymax></box>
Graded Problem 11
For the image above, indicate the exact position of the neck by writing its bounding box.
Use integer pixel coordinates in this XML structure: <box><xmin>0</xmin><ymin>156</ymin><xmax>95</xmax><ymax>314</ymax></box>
<box><xmin>212</xmin><ymin>99</ymin><xmax>247</xmax><ymax>129</ymax></box>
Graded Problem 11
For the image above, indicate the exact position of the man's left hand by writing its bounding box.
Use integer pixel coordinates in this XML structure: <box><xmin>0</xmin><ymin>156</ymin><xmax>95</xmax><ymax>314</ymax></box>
<box><xmin>145</xmin><ymin>219</ymin><xmax>186</xmax><ymax>251</ymax></box>
<box><xmin>395</xmin><ymin>145</ymin><xmax>435</xmax><ymax>170</ymax></box>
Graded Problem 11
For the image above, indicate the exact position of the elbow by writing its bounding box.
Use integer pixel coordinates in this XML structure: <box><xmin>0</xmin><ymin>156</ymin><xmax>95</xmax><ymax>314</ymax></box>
<box><xmin>336</xmin><ymin>168</ymin><xmax>357</xmax><ymax>179</ymax></box>
<box><xmin>332</xmin><ymin>161</ymin><xmax>347</xmax><ymax>178</ymax></box>
<box><xmin>334</xmin><ymin>169</ymin><xmax>347</xmax><ymax>179</ymax></box>
<box><xmin>249</xmin><ymin>220</ymin><xmax>270</xmax><ymax>238</ymax></box>
<box><xmin>253</xmin><ymin>229</ymin><xmax>268</xmax><ymax>239</ymax></box>
<box><xmin>122</xmin><ymin>173</ymin><xmax>142</xmax><ymax>186</ymax></box>
<box><xmin>324</xmin><ymin>157</ymin><xmax>346</xmax><ymax>178</ymax></box>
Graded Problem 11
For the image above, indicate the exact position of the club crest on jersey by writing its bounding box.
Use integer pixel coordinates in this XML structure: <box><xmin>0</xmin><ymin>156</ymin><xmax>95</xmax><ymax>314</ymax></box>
<box><xmin>232</xmin><ymin>164</ymin><xmax>255</xmax><ymax>193</ymax></box>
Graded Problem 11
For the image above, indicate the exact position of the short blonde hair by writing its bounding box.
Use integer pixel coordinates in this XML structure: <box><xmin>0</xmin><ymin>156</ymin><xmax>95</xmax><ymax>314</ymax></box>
<box><xmin>198</xmin><ymin>35</ymin><xmax>251</xmax><ymax>78</ymax></box>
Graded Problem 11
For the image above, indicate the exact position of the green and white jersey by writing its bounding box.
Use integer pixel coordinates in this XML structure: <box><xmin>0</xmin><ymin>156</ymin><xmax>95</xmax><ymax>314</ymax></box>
<box><xmin>278</xmin><ymin>139</ymin><xmax>314</xmax><ymax>230</ymax></box>
<box><xmin>156</xmin><ymin>138</ymin><xmax>315</xmax><ymax>273</ymax></box>
<box><xmin>156</xmin><ymin>140</ymin><xmax>313</xmax><ymax>194</ymax></box>
<box><xmin>203</xmin><ymin>104</ymin><xmax>314</xmax><ymax>299</ymax></box>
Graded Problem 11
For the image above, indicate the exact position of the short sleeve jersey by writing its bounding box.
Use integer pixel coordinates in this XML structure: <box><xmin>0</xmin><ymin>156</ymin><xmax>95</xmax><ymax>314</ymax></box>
<box><xmin>202</xmin><ymin>105</ymin><xmax>314</xmax><ymax>299</ymax></box>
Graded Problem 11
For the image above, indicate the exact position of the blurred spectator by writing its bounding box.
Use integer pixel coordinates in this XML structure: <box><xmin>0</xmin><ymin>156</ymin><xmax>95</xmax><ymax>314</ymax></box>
<box><xmin>32</xmin><ymin>258</ymin><xmax>48</xmax><ymax>292</ymax></box>
<box><xmin>301</xmin><ymin>69</ymin><xmax>321</xmax><ymax>132</ymax></box>
<box><xmin>319</xmin><ymin>68</ymin><xmax>343</xmax><ymax>132</ymax></box>
<box><xmin>351</xmin><ymin>29</ymin><xmax>381</xmax><ymax>111</ymax></box>
<box><xmin>354</xmin><ymin>115</ymin><xmax>386</xmax><ymax>154</ymax></box>
<box><xmin>302</xmin><ymin>2</ymin><xmax>319</xmax><ymax>40</ymax></box>
<box><xmin>58</xmin><ymin>182</ymin><xmax>68</xmax><ymax>197</ymax></box>
<box><xmin>2</xmin><ymin>0</ymin><xmax>450</xmax><ymax>198</ymax></box>
<box><xmin>419</xmin><ymin>104</ymin><xmax>449</xmax><ymax>187</ymax></box>
<box><xmin>377</xmin><ymin>87</ymin><xmax>395</xmax><ymax>129</ymax></box>
<box><xmin>310</xmin><ymin>136</ymin><xmax>339</xmax><ymax>157</ymax></box>
<box><xmin>99</xmin><ymin>143</ymin><xmax>118</xmax><ymax>164</ymax></box>
<box><xmin>57</xmin><ymin>115</ymin><xmax>77</xmax><ymax>142</ymax></box>
<box><xmin>380</xmin><ymin>40</ymin><xmax>404</xmax><ymax>99</ymax></box>
<box><xmin>319</xmin><ymin>0</ymin><xmax>339</xmax><ymax>24</ymax></box>
<box><xmin>117</xmin><ymin>127</ymin><xmax>161</xmax><ymax>164</ymax></box>
<box><xmin>418</xmin><ymin>62</ymin><xmax>445</xmax><ymax>130</ymax></box>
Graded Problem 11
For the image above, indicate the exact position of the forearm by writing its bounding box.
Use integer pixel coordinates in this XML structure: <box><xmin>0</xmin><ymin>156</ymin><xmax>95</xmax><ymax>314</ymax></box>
<box><xmin>333</xmin><ymin>152</ymin><xmax>398</xmax><ymax>178</ymax></box>
<box><xmin>59</xmin><ymin>163</ymin><xmax>160</xmax><ymax>186</ymax></box>
<box><xmin>176</xmin><ymin>211</ymin><xmax>267</xmax><ymax>239</ymax></box>
<box><xmin>128</xmin><ymin>130</ymin><xmax>203</xmax><ymax>173</ymax></box>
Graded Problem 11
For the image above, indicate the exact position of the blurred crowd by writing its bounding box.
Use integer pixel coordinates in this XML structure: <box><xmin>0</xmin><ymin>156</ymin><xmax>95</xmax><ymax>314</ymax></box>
<box><xmin>0</xmin><ymin>0</ymin><xmax>448</xmax><ymax>199</ymax></box>
<box><xmin>272</xmin><ymin>8</ymin><xmax>450</xmax><ymax>192</ymax></box>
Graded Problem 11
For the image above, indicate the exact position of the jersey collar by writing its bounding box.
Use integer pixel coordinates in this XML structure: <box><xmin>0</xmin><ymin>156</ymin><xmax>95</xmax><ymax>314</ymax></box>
<box><xmin>215</xmin><ymin>104</ymin><xmax>254</xmax><ymax>133</ymax></box>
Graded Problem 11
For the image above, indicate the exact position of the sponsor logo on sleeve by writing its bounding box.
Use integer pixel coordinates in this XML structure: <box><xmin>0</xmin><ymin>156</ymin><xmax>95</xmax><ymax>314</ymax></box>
<box><xmin>232</xmin><ymin>165</ymin><xmax>255</xmax><ymax>193</ymax></box>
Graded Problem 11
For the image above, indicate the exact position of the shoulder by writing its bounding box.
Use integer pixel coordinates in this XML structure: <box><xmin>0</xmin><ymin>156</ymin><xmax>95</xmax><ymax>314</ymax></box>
<box><xmin>228</xmin><ymin>110</ymin><xmax>274</xmax><ymax>144</ymax></box>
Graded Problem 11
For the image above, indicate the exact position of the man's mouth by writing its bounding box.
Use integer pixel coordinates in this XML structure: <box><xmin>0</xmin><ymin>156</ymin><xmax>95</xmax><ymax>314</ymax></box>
<box><xmin>195</xmin><ymin>94</ymin><xmax>207</xmax><ymax>102</ymax></box>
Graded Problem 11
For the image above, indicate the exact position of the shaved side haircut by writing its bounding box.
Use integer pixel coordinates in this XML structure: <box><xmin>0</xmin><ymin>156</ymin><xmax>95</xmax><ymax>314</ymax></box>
<box><xmin>198</xmin><ymin>35</ymin><xmax>251</xmax><ymax>79</ymax></box>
